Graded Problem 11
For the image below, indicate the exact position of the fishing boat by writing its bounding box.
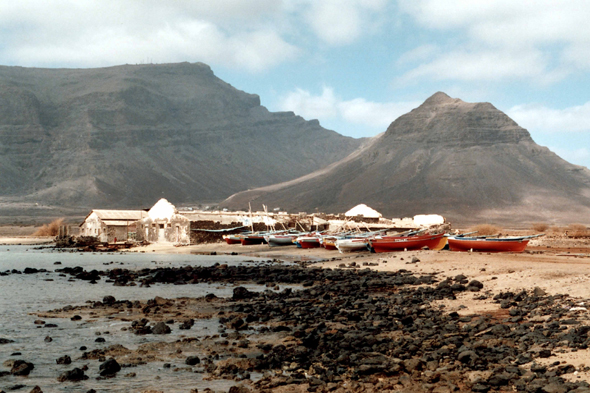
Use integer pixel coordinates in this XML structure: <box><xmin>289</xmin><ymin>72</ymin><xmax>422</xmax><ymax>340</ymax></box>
<box><xmin>294</xmin><ymin>235</ymin><xmax>321</xmax><ymax>249</ymax></box>
<box><xmin>265</xmin><ymin>233</ymin><xmax>300</xmax><ymax>247</ymax></box>
<box><xmin>447</xmin><ymin>234</ymin><xmax>542</xmax><ymax>253</ymax></box>
<box><xmin>335</xmin><ymin>238</ymin><xmax>369</xmax><ymax>253</ymax></box>
<box><xmin>368</xmin><ymin>232</ymin><xmax>446</xmax><ymax>253</ymax></box>
<box><xmin>240</xmin><ymin>233</ymin><xmax>267</xmax><ymax>245</ymax></box>
<box><xmin>222</xmin><ymin>234</ymin><xmax>242</xmax><ymax>245</ymax></box>
<box><xmin>321</xmin><ymin>236</ymin><xmax>339</xmax><ymax>250</ymax></box>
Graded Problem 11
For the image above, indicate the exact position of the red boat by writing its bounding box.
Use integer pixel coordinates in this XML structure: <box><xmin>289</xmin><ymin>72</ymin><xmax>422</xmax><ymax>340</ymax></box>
<box><xmin>368</xmin><ymin>233</ymin><xmax>445</xmax><ymax>253</ymax></box>
<box><xmin>448</xmin><ymin>236</ymin><xmax>531</xmax><ymax>253</ymax></box>
<box><xmin>222</xmin><ymin>234</ymin><xmax>242</xmax><ymax>245</ymax></box>
<box><xmin>295</xmin><ymin>235</ymin><xmax>321</xmax><ymax>249</ymax></box>
<box><xmin>240</xmin><ymin>234</ymin><xmax>267</xmax><ymax>245</ymax></box>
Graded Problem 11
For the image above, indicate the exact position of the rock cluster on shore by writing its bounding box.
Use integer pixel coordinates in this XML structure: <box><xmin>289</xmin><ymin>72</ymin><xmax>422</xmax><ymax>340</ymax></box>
<box><xmin>13</xmin><ymin>264</ymin><xmax>588</xmax><ymax>392</ymax></box>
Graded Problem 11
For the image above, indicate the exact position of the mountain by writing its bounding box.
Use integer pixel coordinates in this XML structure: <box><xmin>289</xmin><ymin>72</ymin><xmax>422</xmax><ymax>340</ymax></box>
<box><xmin>221</xmin><ymin>92</ymin><xmax>590</xmax><ymax>225</ymax></box>
<box><xmin>0</xmin><ymin>62</ymin><xmax>362</xmax><ymax>215</ymax></box>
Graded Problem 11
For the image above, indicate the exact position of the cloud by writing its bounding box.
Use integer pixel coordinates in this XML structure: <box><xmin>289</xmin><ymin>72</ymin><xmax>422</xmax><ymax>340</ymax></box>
<box><xmin>279</xmin><ymin>87</ymin><xmax>339</xmax><ymax>119</ymax></box>
<box><xmin>397</xmin><ymin>0</ymin><xmax>590</xmax><ymax>83</ymax></box>
<box><xmin>0</xmin><ymin>0</ymin><xmax>389</xmax><ymax>70</ymax></box>
<box><xmin>0</xmin><ymin>1</ymin><xmax>298</xmax><ymax>72</ymax></box>
<box><xmin>302</xmin><ymin>0</ymin><xmax>387</xmax><ymax>45</ymax></box>
<box><xmin>278</xmin><ymin>86</ymin><xmax>419</xmax><ymax>129</ymax></box>
<box><xmin>396</xmin><ymin>44</ymin><xmax>440</xmax><ymax>65</ymax></box>
<box><xmin>339</xmin><ymin>98</ymin><xmax>419</xmax><ymax>128</ymax></box>
<box><xmin>508</xmin><ymin>102</ymin><xmax>590</xmax><ymax>133</ymax></box>
<box><xmin>397</xmin><ymin>48</ymin><xmax>563</xmax><ymax>84</ymax></box>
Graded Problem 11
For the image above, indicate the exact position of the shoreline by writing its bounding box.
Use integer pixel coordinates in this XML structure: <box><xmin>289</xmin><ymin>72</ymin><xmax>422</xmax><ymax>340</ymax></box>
<box><xmin>3</xmin><ymin>237</ymin><xmax>590</xmax><ymax>391</ymax></box>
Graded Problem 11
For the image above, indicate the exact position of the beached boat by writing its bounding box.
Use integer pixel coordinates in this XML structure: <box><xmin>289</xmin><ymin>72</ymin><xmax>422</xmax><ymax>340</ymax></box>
<box><xmin>368</xmin><ymin>233</ymin><xmax>445</xmax><ymax>253</ymax></box>
<box><xmin>335</xmin><ymin>238</ymin><xmax>369</xmax><ymax>253</ymax></box>
<box><xmin>321</xmin><ymin>236</ymin><xmax>339</xmax><ymax>250</ymax></box>
<box><xmin>447</xmin><ymin>235</ymin><xmax>537</xmax><ymax>253</ymax></box>
<box><xmin>240</xmin><ymin>233</ymin><xmax>267</xmax><ymax>245</ymax></box>
<box><xmin>265</xmin><ymin>233</ymin><xmax>299</xmax><ymax>247</ymax></box>
<box><xmin>295</xmin><ymin>235</ymin><xmax>321</xmax><ymax>249</ymax></box>
<box><xmin>222</xmin><ymin>234</ymin><xmax>242</xmax><ymax>245</ymax></box>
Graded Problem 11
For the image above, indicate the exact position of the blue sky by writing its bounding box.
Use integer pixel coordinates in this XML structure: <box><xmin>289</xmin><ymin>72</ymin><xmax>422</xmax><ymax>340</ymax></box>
<box><xmin>2</xmin><ymin>0</ymin><xmax>590</xmax><ymax>167</ymax></box>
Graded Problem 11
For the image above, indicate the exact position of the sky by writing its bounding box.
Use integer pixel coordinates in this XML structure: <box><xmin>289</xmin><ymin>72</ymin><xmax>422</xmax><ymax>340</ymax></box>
<box><xmin>2</xmin><ymin>1</ymin><xmax>590</xmax><ymax>167</ymax></box>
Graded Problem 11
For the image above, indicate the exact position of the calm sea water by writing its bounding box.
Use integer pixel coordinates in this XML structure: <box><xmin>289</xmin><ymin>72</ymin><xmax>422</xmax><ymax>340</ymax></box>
<box><xmin>0</xmin><ymin>245</ymin><xmax>278</xmax><ymax>392</ymax></box>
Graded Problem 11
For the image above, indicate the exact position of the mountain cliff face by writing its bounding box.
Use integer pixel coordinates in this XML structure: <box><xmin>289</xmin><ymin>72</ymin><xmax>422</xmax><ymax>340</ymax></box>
<box><xmin>222</xmin><ymin>92</ymin><xmax>590</xmax><ymax>224</ymax></box>
<box><xmin>0</xmin><ymin>63</ymin><xmax>362</xmax><ymax>212</ymax></box>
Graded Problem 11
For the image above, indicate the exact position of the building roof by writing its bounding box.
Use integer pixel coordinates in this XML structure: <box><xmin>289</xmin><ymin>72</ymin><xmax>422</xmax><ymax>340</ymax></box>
<box><xmin>99</xmin><ymin>220</ymin><xmax>139</xmax><ymax>227</ymax></box>
<box><xmin>344</xmin><ymin>204</ymin><xmax>382</xmax><ymax>218</ymax></box>
<box><xmin>92</xmin><ymin>210</ymin><xmax>147</xmax><ymax>221</ymax></box>
<box><xmin>148</xmin><ymin>198</ymin><xmax>178</xmax><ymax>220</ymax></box>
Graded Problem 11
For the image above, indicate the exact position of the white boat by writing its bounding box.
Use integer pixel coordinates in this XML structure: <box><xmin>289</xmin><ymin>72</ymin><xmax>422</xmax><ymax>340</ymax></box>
<box><xmin>335</xmin><ymin>238</ymin><xmax>369</xmax><ymax>253</ymax></box>
<box><xmin>265</xmin><ymin>234</ymin><xmax>299</xmax><ymax>247</ymax></box>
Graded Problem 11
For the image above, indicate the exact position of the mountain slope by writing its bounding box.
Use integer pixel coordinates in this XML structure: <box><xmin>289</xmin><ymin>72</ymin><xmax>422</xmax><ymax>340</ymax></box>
<box><xmin>0</xmin><ymin>62</ymin><xmax>362</xmax><ymax>210</ymax></box>
<box><xmin>221</xmin><ymin>92</ymin><xmax>590</xmax><ymax>224</ymax></box>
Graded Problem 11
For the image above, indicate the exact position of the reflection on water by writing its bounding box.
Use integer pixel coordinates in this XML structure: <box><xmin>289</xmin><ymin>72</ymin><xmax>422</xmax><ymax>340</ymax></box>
<box><xmin>0</xmin><ymin>246</ymin><xmax>278</xmax><ymax>392</ymax></box>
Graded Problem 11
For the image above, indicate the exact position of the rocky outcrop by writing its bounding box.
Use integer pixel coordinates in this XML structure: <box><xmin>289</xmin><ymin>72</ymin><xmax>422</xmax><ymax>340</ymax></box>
<box><xmin>222</xmin><ymin>92</ymin><xmax>590</xmax><ymax>225</ymax></box>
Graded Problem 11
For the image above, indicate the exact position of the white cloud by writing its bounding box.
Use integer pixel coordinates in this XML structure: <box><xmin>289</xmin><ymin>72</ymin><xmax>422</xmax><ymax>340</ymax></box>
<box><xmin>508</xmin><ymin>102</ymin><xmax>590</xmax><ymax>133</ymax></box>
<box><xmin>279</xmin><ymin>86</ymin><xmax>418</xmax><ymax>129</ymax></box>
<box><xmin>0</xmin><ymin>1</ymin><xmax>298</xmax><ymax>72</ymax></box>
<box><xmin>397</xmin><ymin>0</ymin><xmax>590</xmax><ymax>83</ymax></box>
<box><xmin>398</xmin><ymin>49</ymin><xmax>563</xmax><ymax>84</ymax></box>
<box><xmin>0</xmin><ymin>0</ymin><xmax>389</xmax><ymax>70</ymax></box>
<box><xmin>279</xmin><ymin>87</ymin><xmax>339</xmax><ymax>119</ymax></box>
<box><xmin>302</xmin><ymin>0</ymin><xmax>387</xmax><ymax>45</ymax></box>
<box><xmin>339</xmin><ymin>98</ymin><xmax>419</xmax><ymax>128</ymax></box>
<box><xmin>396</xmin><ymin>44</ymin><xmax>440</xmax><ymax>65</ymax></box>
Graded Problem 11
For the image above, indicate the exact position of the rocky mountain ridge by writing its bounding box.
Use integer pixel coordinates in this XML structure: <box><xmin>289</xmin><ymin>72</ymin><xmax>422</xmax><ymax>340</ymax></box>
<box><xmin>0</xmin><ymin>62</ymin><xmax>362</xmax><ymax>218</ymax></box>
<box><xmin>222</xmin><ymin>92</ymin><xmax>590</xmax><ymax>225</ymax></box>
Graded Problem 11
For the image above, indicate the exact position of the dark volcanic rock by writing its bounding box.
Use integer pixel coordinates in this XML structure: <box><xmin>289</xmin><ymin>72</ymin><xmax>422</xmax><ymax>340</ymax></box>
<box><xmin>10</xmin><ymin>360</ymin><xmax>34</xmax><ymax>376</ymax></box>
<box><xmin>99</xmin><ymin>358</ymin><xmax>121</xmax><ymax>376</ymax></box>
<box><xmin>233</xmin><ymin>286</ymin><xmax>254</xmax><ymax>300</ymax></box>
<box><xmin>151</xmin><ymin>322</ymin><xmax>171</xmax><ymax>335</ymax></box>
<box><xmin>57</xmin><ymin>367</ymin><xmax>88</xmax><ymax>382</ymax></box>
<box><xmin>56</xmin><ymin>355</ymin><xmax>71</xmax><ymax>365</ymax></box>
<box><xmin>185</xmin><ymin>356</ymin><xmax>201</xmax><ymax>366</ymax></box>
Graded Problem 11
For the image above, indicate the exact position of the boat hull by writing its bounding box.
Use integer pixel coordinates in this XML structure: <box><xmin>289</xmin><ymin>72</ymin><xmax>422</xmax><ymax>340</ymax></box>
<box><xmin>336</xmin><ymin>239</ymin><xmax>369</xmax><ymax>253</ymax></box>
<box><xmin>448</xmin><ymin>238</ymin><xmax>530</xmax><ymax>253</ymax></box>
<box><xmin>296</xmin><ymin>237</ymin><xmax>321</xmax><ymax>249</ymax></box>
<box><xmin>369</xmin><ymin>233</ymin><xmax>445</xmax><ymax>253</ymax></box>
<box><xmin>241</xmin><ymin>236</ymin><xmax>267</xmax><ymax>245</ymax></box>
<box><xmin>223</xmin><ymin>235</ymin><xmax>242</xmax><ymax>245</ymax></box>
<box><xmin>266</xmin><ymin>235</ymin><xmax>297</xmax><ymax>247</ymax></box>
<box><xmin>322</xmin><ymin>239</ymin><xmax>338</xmax><ymax>250</ymax></box>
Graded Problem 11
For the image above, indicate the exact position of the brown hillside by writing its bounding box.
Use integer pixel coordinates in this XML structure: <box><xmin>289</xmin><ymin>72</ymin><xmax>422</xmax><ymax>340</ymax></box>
<box><xmin>221</xmin><ymin>92</ymin><xmax>590</xmax><ymax>225</ymax></box>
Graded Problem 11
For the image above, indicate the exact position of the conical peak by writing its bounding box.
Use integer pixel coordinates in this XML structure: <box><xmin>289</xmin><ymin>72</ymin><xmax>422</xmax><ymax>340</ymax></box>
<box><xmin>421</xmin><ymin>91</ymin><xmax>459</xmax><ymax>107</ymax></box>
<box><xmin>383</xmin><ymin>92</ymin><xmax>533</xmax><ymax>147</ymax></box>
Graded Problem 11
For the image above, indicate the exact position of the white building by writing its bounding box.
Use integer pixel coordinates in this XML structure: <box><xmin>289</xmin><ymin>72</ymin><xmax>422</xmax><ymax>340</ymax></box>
<box><xmin>136</xmin><ymin>199</ymin><xmax>190</xmax><ymax>244</ymax></box>
<box><xmin>79</xmin><ymin>210</ymin><xmax>147</xmax><ymax>243</ymax></box>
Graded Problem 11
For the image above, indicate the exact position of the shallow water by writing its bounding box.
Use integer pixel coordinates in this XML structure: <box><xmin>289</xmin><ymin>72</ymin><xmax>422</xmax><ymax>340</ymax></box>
<box><xmin>0</xmin><ymin>245</ymin><xmax>280</xmax><ymax>392</ymax></box>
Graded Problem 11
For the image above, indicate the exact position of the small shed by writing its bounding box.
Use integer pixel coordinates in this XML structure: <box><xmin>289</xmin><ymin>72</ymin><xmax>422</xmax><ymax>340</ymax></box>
<box><xmin>344</xmin><ymin>204</ymin><xmax>382</xmax><ymax>223</ymax></box>
<box><xmin>136</xmin><ymin>199</ymin><xmax>190</xmax><ymax>244</ymax></box>
<box><xmin>79</xmin><ymin>210</ymin><xmax>147</xmax><ymax>243</ymax></box>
